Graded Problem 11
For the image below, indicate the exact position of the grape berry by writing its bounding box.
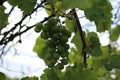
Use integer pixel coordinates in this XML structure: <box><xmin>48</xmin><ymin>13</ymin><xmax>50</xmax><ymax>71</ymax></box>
<box><xmin>38</xmin><ymin>18</ymin><xmax>71</xmax><ymax>69</ymax></box>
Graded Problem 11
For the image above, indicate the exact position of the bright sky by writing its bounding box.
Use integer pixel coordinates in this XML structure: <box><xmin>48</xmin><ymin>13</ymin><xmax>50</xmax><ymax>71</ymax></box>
<box><xmin>0</xmin><ymin>0</ymin><xmax>120</xmax><ymax>78</ymax></box>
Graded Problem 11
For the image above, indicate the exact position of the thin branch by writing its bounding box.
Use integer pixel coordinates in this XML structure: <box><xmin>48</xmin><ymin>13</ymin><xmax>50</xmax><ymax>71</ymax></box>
<box><xmin>72</xmin><ymin>9</ymin><xmax>87</xmax><ymax>68</ymax></box>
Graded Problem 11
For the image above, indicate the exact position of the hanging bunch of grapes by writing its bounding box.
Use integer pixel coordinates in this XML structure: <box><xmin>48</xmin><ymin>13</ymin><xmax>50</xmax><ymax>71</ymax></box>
<box><xmin>34</xmin><ymin>18</ymin><xmax>71</xmax><ymax>69</ymax></box>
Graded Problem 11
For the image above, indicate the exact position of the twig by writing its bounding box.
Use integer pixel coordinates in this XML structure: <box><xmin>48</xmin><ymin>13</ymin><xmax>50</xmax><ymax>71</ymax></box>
<box><xmin>72</xmin><ymin>9</ymin><xmax>87</xmax><ymax>68</ymax></box>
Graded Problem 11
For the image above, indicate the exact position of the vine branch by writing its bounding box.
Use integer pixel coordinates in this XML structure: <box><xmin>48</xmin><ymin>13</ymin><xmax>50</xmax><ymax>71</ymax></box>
<box><xmin>72</xmin><ymin>9</ymin><xmax>87</xmax><ymax>67</ymax></box>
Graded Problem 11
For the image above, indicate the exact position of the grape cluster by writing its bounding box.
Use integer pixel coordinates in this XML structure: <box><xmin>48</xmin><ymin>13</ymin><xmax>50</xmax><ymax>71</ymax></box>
<box><xmin>35</xmin><ymin>18</ymin><xmax>71</xmax><ymax>69</ymax></box>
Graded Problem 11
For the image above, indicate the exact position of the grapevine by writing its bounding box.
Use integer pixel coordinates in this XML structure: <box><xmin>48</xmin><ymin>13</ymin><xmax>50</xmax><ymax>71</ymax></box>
<box><xmin>0</xmin><ymin>0</ymin><xmax>120</xmax><ymax>80</ymax></box>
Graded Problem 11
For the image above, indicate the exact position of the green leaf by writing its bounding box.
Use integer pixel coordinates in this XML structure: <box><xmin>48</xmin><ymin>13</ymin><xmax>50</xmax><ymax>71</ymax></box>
<box><xmin>21</xmin><ymin>76</ymin><xmax>38</xmax><ymax>80</ymax></box>
<box><xmin>109</xmin><ymin>55</ymin><xmax>120</xmax><ymax>69</ymax></box>
<box><xmin>8</xmin><ymin>0</ymin><xmax>37</xmax><ymax>15</ymax></box>
<box><xmin>48</xmin><ymin>0</ymin><xmax>59</xmax><ymax>3</ymax></box>
<box><xmin>102</xmin><ymin>55</ymin><xmax>120</xmax><ymax>70</ymax></box>
<box><xmin>87</xmin><ymin>32</ymin><xmax>100</xmax><ymax>47</ymax></box>
<box><xmin>71</xmin><ymin>32</ymin><xmax>83</xmax><ymax>53</ymax></box>
<box><xmin>68</xmin><ymin>48</ymin><xmax>82</xmax><ymax>63</ymax></box>
<box><xmin>101</xmin><ymin>46</ymin><xmax>111</xmax><ymax>58</ymax></box>
<box><xmin>95</xmin><ymin>21</ymin><xmax>111</xmax><ymax>32</ymax></box>
<box><xmin>62</xmin><ymin>0</ymin><xmax>91</xmax><ymax>10</ymax></box>
<box><xmin>84</xmin><ymin>46</ymin><xmax>102</xmax><ymax>56</ymax></box>
<box><xmin>40</xmin><ymin>73</ymin><xmax>48</xmax><ymax>80</ymax></box>
<box><xmin>41</xmin><ymin>68</ymin><xmax>60</xmax><ymax>80</ymax></box>
<box><xmin>0</xmin><ymin>6</ymin><xmax>8</xmax><ymax>29</ymax></box>
<box><xmin>110</xmin><ymin>25</ymin><xmax>120</xmax><ymax>41</ymax></box>
<box><xmin>20</xmin><ymin>0</ymin><xmax>37</xmax><ymax>15</ymax></box>
<box><xmin>0</xmin><ymin>72</ymin><xmax>6</xmax><ymax>80</ymax></box>
<box><xmin>33</xmin><ymin>36</ymin><xmax>47</xmax><ymax>58</ymax></box>
<box><xmin>8</xmin><ymin>0</ymin><xmax>21</xmax><ymax>6</ymax></box>
<box><xmin>85</xmin><ymin>32</ymin><xmax>102</xmax><ymax>56</ymax></box>
<box><xmin>65</xmin><ymin>18</ymin><xmax>78</xmax><ymax>33</ymax></box>
<box><xmin>84</xmin><ymin>0</ymin><xmax>112</xmax><ymax>32</ymax></box>
<box><xmin>62</xmin><ymin>67</ymin><xmax>97</xmax><ymax>80</ymax></box>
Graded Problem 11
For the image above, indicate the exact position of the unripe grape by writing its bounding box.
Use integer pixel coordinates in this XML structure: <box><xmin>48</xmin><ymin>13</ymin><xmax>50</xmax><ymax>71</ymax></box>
<box><xmin>46</xmin><ymin>39</ymin><xmax>55</xmax><ymax>47</ymax></box>
<box><xmin>59</xmin><ymin>35</ymin><xmax>68</xmax><ymax>43</ymax></box>
<box><xmin>34</xmin><ymin>23</ymin><xmax>43</xmax><ymax>33</ymax></box>
<box><xmin>43</xmin><ymin>25</ymin><xmax>50</xmax><ymax>32</ymax></box>
<box><xmin>45</xmin><ymin>53</ymin><xmax>53</xmax><ymax>60</ymax></box>
<box><xmin>60</xmin><ymin>51</ymin><xmax>69</xmax><ymax>58</ymax></box>
<box><xmin>48</xmin><ymin>18</ymin><xmax>57</xmax><ymax>26</ymax></box>
<box><xmin>57</xmin><ymin>45</ymin><xmax>65</xmax><ymax>53</ymax></box>
<box><xmin>64</xmin><ymin>30</ymin><xmax>71</xmax><ymax>38</ymax></box>
<box><xmin>53</xmin><ymin>53</ymin><xmax>59</xmax><ymax>60</ymax></box>
<box><xmin>64</xmin><ymin>44</ymin><xmax>70</xmax><ymax>50</ymax></box>
<box><xmin>40</xmin><ymin>32</ymin><xmax>50</xmax><ymax>39</ymax></box>
<box><xmin>55</xmin><ymin>63</ymin><xmax>64</xmax><ymax>70</ymax></box>
<box><xmin>48</xmin><ymin>47</ymin><xmax>56</xmax><ymax>53</ymax></box>
<box><xmin>61</xmin><ymin>58</ymin><xmax>68</xmax><ymax>65</ymax></box>
<box><xmin>59</xmin><ymin>26</ymin><xmax>66</xmax><ymax>33</ymax></box>
<box><xmin>46</xmin><ymin>60</ymin><xmax>56</xmax><ymax>68</ymax></box>
<box><xmin>51</xmin><ymin>26</ymin><xmax>59</xmax><ymax>33</ymax></box>
<box><xmin>52</xmin><ymin>33</ymin><xmax>60</xmax><ymax>40</ymax></box>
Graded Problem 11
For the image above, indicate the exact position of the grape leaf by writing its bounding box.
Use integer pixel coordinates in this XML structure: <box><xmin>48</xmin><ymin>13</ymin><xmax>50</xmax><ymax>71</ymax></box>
<box><xmin>101</xmin><ymin>46</ymin><xmax>111</xmax><ymax>58</ymax></box>
<box><xmin>71</xmin><ymin>32</ymin><xmax>83</xmax><ymax>53</ymax></box>
<box><xmin>21</xmin><ymin>76</ymin><xmax>38</xmax><ymax>80</ymax></box>
<box><xmin>109</xmin><ymin>55</ymin><xmax>120</xmax><ymax>69</ymax></box>
<box><xmin>62</xmin><ymin>66</ymin><xmax>97</xmax><ymax>80</ymax></box>
<box><xmin>66</xmin><ymin>18</ymin><xmax>78</xmax><ymax>33</ymax></box>
<box><xmin>0</xmin><ymin>6</ymin><xmax>8</xmax><ymax>29</ymax></box>
<box><xmin>49</xmin><ymin>0</ymin><xmax>59</xmax><ymax>3</ymax></box>
<box><xmin>95</xmin><ymin>21</ymin><xmax>111</xmax><ymax>32</ymax></box>
<box><xmin>102</xmin><ymin>55</ymin><xmax>120</xmax><ymax>70</ymax></box>
<box><xmin>87</xmin><ymin>32</ymin><xmax>100</xmax><ymax>47</ymax></box>
<box><xmin>110</xmin><ymin>25</ymin><xmax>120</xmax><ymax>41</ymax></box>
<box><xmin>19</xmin><ymin>0</ymin><xmax>37</xmax><ymax>15</ymax></box>
<box><xmin>84</xmin><ymin>46</ymin><xmax>102</xmax><ymax>56</ymax></box>
<box><xmin>41</xmin><ymin>68</ymin><xmax>60</xmax><ymax>80</ymax></box>
<box><xmin>8</xmin><ymin>0</ymin><xmax>37</xmax><ymax>15</ymax></box>
<box><xmin>8</xmin><ymin>0</ymin><xmax>21</xmax><ymax>6</ymax></box>
<box><xmin>85</xmin><ymin>32</ymin><xmax>102</xmax><ymax>56</ymax></box>
<box><xmin>68</xmin><ymin>48</ymin><xmax>82</xmax><ymax>63</ymax></box>
<box><xmin>40</xmin><ymin>73</ymin><xmax>48</xmax><ymax>80</ymax></box>
<box><xmin>33</xmin><ymin>36</ymin><xmax>47</xmax><ymax>58</ymax></box>
<box><xmin>62</xmin><ymin>0</ymin><xmax>91</xmax><ymax>10</ymax></box>
<box><xmin>84</xmin><ymin>0</ymin><xmax>112</xmax><ymax>32</ymax></box>
<box><xmin>0</xmin><ymin>72</ymin><xmax>6</xmax><ymax>80</ymax></box>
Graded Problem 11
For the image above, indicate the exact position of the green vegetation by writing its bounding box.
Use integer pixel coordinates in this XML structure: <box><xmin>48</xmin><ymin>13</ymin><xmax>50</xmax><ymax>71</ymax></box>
<box><xmin>0</xmin><ymin>0</ymin><xmax>120</xmax><ymax>80</ymax></box>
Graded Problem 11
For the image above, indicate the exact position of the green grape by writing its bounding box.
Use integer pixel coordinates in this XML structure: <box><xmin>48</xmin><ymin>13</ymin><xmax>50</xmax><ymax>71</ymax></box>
<box><xmin>48</xmin><ymin>47</ymin><xmax>56</xmax><ymax>53</ymax></box>
<box><xmin>56</xmin><ymin>18</ymin><xmax>60</xmax><ymax>23</ymax></box>
<box><xmin>59</xmin><ymin>26</ymin><xmax>66</xmax><ymax>33</ymax></box>
<box><xmin>64</xmin><ymin>30</ymin><xmax>71</xmax><ymax>38</ymax></box>
<box><xmin>46</xmin><ymin>39</ymin><xmax>55</xmax><ymax>47</ymax></box>
<box><xmin>45</xmin><ymin>53</ymin><xmax>53</xmax><ymax>60</ymax></box>
<box><xmin>48</xmin><ymin>18</ymin><xmax>57</xmax><ymax>26</ymax></box>
<box><xmin>34</xmin><ymin>23</ymin><xmax>43</xmax><ymax>33</ymax></box>
<box><xmin>60</xmin><ymin>51</ymin><xmax>69</xmax><ymax>58</ymax></box>
<box><xmin>46</xmin><ymin>60</ymin><xmax>56</xmax><ymax>68</ymax></box>
<box><xmin>64</xmin><ymin>43</ymin><xmax>70</xmax><ymax>50</ymax></box>
<box><xmin>40</xmin><ymin>32</ymin><xmax>50</xmax><ymax>39</ymax></box>
<box><xmin>61</xmin><ymin>58</ymin><xmax>68</xmax><ymax>65</ymax></box>
<box><xmin>43</xmin><ymin>25</ymin><xmax>50</xmax><ymax>32</ymax></box>
<box><xmin>59</xmin><ymin>35</ymin><xmax>68</xmax><ymax>43</ymax></box>
<box><xmin>55</xmin><ymin>63</ymin><xmax>64</xmax><ymax>70</ymax></box>
<box><xmin>104</xmin><ymin>64</ymin><xmax>112</xmax><ymax>71</ymax></box>
<box><xmin>57</xmin><ymin>44</ymin><xmax>65</xmax><ymax>53</ymax></box>
<box><xmin>51</xmin><ymin>25</ymin><xmax>59</xmax><ymax>33</ymax></box>
<box><xmin>52</xmin><ymin>33</ymin><xmax>60</xmax><ymax>40</ymax></box>
<box><xmin>53</xmin><ymin>53</ymin><xmax>59</xmax><ymax>60</ymax></box>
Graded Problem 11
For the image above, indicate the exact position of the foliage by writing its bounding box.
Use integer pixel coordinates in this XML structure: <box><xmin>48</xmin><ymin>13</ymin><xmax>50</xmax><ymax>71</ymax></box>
<box><xmin>0</xmin><ymin>72</ymin><xmax>6</xmax><ymax>80</ymax></box>
<box><xmin>0</xmin><ymin>0</ymin><xmax>120</xmax><ymax>80</ymax></box>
